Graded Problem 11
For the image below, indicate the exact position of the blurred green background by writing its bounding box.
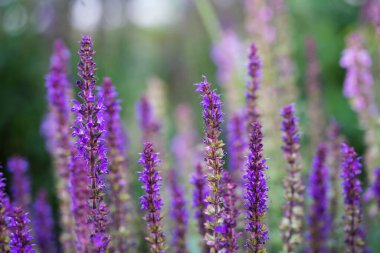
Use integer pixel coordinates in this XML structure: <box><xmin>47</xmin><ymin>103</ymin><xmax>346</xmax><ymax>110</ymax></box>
<box><xmin>0</xmin><ymin>0</ymin><xmax>377</xmax><ymax>251</ymax></box>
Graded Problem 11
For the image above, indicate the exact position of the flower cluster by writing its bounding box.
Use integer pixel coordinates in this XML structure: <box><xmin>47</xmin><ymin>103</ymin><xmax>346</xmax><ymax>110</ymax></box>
<box><xmin>138</xmin><ymin>142</ymin><xmax>167</xmax><ymax>253</ymax></box>
<box><xmin>244</xmin><ymin>121</ymin><xmax>269</xmax><ymax>252</ymax></box>
<box><xmin>0</xmin><ymin>170</ymin><xmax>10</xmax><ymax>252</ymax></box>
<box><xmin>7</xmin><ymin>156</ymin><xmax>31</xmax><ymax>209</ymax></box>
<box><xmin>7</xmin><ymin>207</ymin><xmax>34</xmax><ymax>253</ymax></box>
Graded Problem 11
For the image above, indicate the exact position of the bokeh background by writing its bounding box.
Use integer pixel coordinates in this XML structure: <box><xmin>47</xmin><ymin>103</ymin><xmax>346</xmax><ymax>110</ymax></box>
<box><xmin>0</xmin><ymin>0</ymin><xmax>379</xmax><ymax>251</ymax></box>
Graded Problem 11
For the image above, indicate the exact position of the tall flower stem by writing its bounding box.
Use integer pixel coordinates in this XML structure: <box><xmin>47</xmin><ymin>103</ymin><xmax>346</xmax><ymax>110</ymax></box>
<box><xmin>195</xmin><ymin>77</ymin><xmax>226</xmax><ymax>252</ymax></box>
<box><xmin>7</xmin><ymin>156</ymin><xmax>31</xmax><ymax>209</ymax></box>
<box><xmin>7</xmin><ymin>206</ymin><xmax>34</xmax><ymax>253</ymax></box>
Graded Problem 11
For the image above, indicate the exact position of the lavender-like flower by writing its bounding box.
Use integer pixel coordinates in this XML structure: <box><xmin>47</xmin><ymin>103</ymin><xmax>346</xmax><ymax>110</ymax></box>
<box><xmin>372</xmin><ymin>167</ymin><xmax>380</xmax><ymax>208</ymax></box>
<box><xmin>138</xmin><ymin>142</ymin><xmax>167</xmax><ymax>253</ymax></box>
<box><xmin>7</xmin><ymin>156</ymin><xmax>31</xmax><ymax>209</ymax></box>
<box><xmin>33</xmin><ymin>190</ymin><xmax>57</xmax><ymax>253</ymax></box>
<box><xmin>100</xmin><ymin>77</ymin><xmax>133</xmax><ymax>252</ymax></box>
<box><xmin>44</xmin><ymin>39</ymin><xmax>75</xmax><ymax>251</ymax></box>
<box><xmin>341</xmin><ymin>143</ymin><xmax>365</xmax><ymax>253</ymax></box>
<box><xmin>71</xmin><ymin>35</ymin><xmax>110</xmax><ymax>252</ymax></box>
<box><xmin>279</xmin><ymin>104</ymin><xmax>304</xmax><ymax>253</ymax></box>
<box><xmin>221</xmin><ymin>171</ymin><xmax>240</xmax><ymax>253</ymax></box>
<box><xmin>69</xmin><ymin>153</ymin><xmax>92</xmax><ymax>252</ymax></box>
<box><xmin>191</xmin><ymin>162</ymin><xmax>210</xmax><ymax>253</ymax></box>
<box><xmin>245</xmin><ymin>43</ymin><xmax>261</xmax><ymax>132</ymax></box>
<box><xmin>308</xmin><ymin>143</ymin><xmax>329</xmax><ymax>253</ymax></box>
<box><xmin>227</xmin><ymin>112</ymin><xmax>246</xmax><ymax>182</ymax></box>
<box><xmin>243</xmin><ymin>121</ymin><xmax>269</xmax><ymax>252</ymax></box>
<box><xmin>195</xmin><ymin>77</ymin><xmax>226</xmax><ymax>252</ymax></box>
<box><xmin>7</xmin><ymin>206</ymin><xmax>34</xmax><ymax>253</ymax></box>
<box><xmin>0</xmin><ymin>169</ymin><xmax>10</xmax><ymax>252</ymax></box>
<box><xmin>136</xmin><ymin>95</ymin><xmax>161</xmax><ymax>142</ymax></box>
<box><xmin>169</xmin><ymin>170</ymin><xmax>188</xmax><ymax>253</ymax></box>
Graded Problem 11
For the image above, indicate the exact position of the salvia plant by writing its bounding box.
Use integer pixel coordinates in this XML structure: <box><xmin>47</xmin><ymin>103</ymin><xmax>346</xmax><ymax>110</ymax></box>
<box><xmin>3</xmin><ymin>13</ymin><xmax>380</xmax><ymax>252</ymax></box>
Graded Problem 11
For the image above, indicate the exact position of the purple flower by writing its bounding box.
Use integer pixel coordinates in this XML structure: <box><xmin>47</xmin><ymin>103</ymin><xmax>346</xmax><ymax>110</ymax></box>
<box><xmin>245</xmin><ymin>43</ymin><xmax>261</xmax><ymax>132</ymax></box>
<box><xmin>308</xmin><ymin>143</ymin><xmax>329</xmax><ymax>253</ymax></box>
<box><xmin>33</xmin><ymin>190</ymin><xmax>57</xmax><ymax>253</ymax></box>
<box><xmin>136</xmin><ymin>95</ymin><xmax>161</xmax><ymax>142</ymax></box>
<box><xmin>7</xmin><ymin>206</ymin><xmax>34</xmax><ymax>253</ymax></box>
<box><xmin>227</xmin><ymin>112</ymin><xmax>246</xmax><ymax>182</ymax></box>
<box><xmin>340</xmin><ymin>33</ymin><xmax>374</xmax><ymax>112</ymax></box>
<box><xmin>372</xmin><ymin>167</ymin><xmax>380</xmax><ymax>208</ymax></box>
<box><xmin>169</xmin><ymin>170</ymin><xmax>188</xmax><ymax>253</ymax></box>
<box><xmin>195</xmin><ymin>77</ymin><xmax>226</xmax><ymax>251</ymax></box>
<box><xmin>243</xmin><ymin>121</ymin><xmax>269</xmax><ymax>252</ymax></box>
<box><xmin>138</xmin><ymin>142</ymin><xmax>167</xmax><ymax>252</ymax></box>
<box><xmin>341</xmin><ymin>143</ymin><xmax>365</xmax><ymax>253</ymax></box>
<box><xmin>100</xmin><ymin>77</ymin><xmax>133</xmax><ymax>252</ymax></box>
<box><xmin>7</xmin><ymin>156</ymin><xmax>31</xmax><ymax>209</ymax></box>
<box><xmin>191</xmin><ymin>163</ymin><xmax>210</xmax><ymax>253</ymax></box>
<box><xmin>44</xmin><ymin>39</ymin><xmax>75</xmax><ymax>251</ymax></box>
<box><xmin>71</xmin><ymin>34</ymin><xmax>110</xmax><ymax>252</ymax></box>
<box><xmin>280</xmin><ymin>104</ymin><xmax>304</xmax><ymax>252</ymax></box>
<box><xmin>0</xmin><ymin>169</ymin><xmax>10</xmax><ymax>252</ymax></box>
<box><xmin>221</xmin><ymin>171</ymin><xmax>240</xmax><ymax>253</ymax></box>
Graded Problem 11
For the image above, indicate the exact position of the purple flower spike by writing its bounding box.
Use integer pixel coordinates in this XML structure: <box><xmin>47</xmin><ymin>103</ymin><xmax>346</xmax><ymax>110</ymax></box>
<box><xmin>308</xmin><ymin>144</ymin><xmax>329</xmax><ymax>253</ymax></box>
<box><xmin>341</xmin><ymin>143</ymin><xmax>365</xmax><ymax>253</ymax></box>
<box><xmin>7</xmin><ymin>206</ymin><xmax>35</xmax><ymax>253</ymax></box>
<box><xmin>33</xmin><ymin>190</ymin><xmax>57</xmax><ymax>253</ymax></box>
<box><xmin>221</xmin><ymin>171</ymin><xmax>240</xmax><ymax>253</ymax></box>
<box><xmin>0</xmin><ymin>169</ymin><xmax>11</xmax><ymax>252</ymax></box>
<box><xmin>372</xmin><ymin>167</ymin><xmax>380</xmax><ymax>208</ymax></box>
<box><xmin>244</xmin><ymin>121</ymin><xmax>269</xmax><ymax>252</ymax></box>
<box><xmin>280</xmin><ymin>104</ymin><xmax>304</xmax><ymax>252</ymax></box>
<box><xmin>195</xmin><ymin>77</ymin><xmax>226</xmax><ymax>251</ymax></box>
<box><xmin>138</xmin><ymin>142</ymin><xmax>167</xmax><ymax>252</ymax></box>
<box><xmin>169</xmin><ymin>170</ymin><xmax>188</xmax><ymax>253</ymax></box>
<box><xmin>100</xmin><ymin>77</ymin><xmax>133</xmax><ymax>251</ymax></box>
<box><xmin>245</xmin><ymin>43</ymin><xmax>262</xmax><ymax>132</ymax></box>
<box><xmin>136</xmin><ymin>95</ymin><xmax>161</xmax><ymax>142</ymax></box>
<box><xmin>7</xmin><ymin>156</ymin><xmax>31</xmax><ymax>209</ymax></box>
<box><xmin>227</xmin><ymin>112</ymin><xmax>246</xmax><ymax>182</ymax></box>
<box><xmin>191</xmin><ymin>163</ymin><xmax>210</xmax><ymax>253</ymax></box>
<box><xmin>44</xmin><ymin>39</ymin><xmax>75</xmax><ymax>251</ymax></box>
<box><xmin>72</xmin><ymin>34</ymin><xmax>110</xmax><ymax>252</ymax></box>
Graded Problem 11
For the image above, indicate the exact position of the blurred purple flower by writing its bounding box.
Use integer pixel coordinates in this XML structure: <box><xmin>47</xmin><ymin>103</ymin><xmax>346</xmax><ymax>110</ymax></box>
<box><xmin>33</xmin><ymin>190</ymin><xmax>57</xmax><ymax>253</ymax></box>
<box><xmin>0</xmin><ymin>169</ymin><xmax>10</xmax><ymax>252</ymax></box>
<box><xmin>7</xmin><ymin>156</ymin><xmax>31</xmax><ymax>209</ymax></box>
<box><xmin>372</xmin><ymin>167</ymin><xmax>380</xmax><ymax>208</ymax></box>
<box><xmin>138</xmin><ymin>142</ymin><xmax>167</xmax><ymax>252</ymax></box>
<box><xmin>7</xmin><ymin>206</ymin><xmax>34</xmax><ymax>253</ymax></box>
<box><xmin>136</xmin><ymin>95</ymin><xmax>161</xmax><ymax>142</ymax></box>
<box><xmin>280</xmin><ymin>104</ymin><xmax>304</xmax><ymax>252</ymax></box>
<box><xmin>227</xmin><ymin>112</ymin><xmax>246</xmax><ymax>182</ymax></box>
<box><xmin>308</xmin><ymin>143</ymin><xmax>329</xmax><ymax>253</ymax></box>
<box><xmin>341</xmin><ymin>143</ymin><xmax>365</xmax><ymax>253</ymax></box>
<box><xmin>195</xmin><ymin>77</ymin><xmax>226</xmax><ymax>251</ymax></box>
<box><xmin>244</xmin><ymin>121</ymin><xmax>269</xmax><ymax>252</ymax></box>
<box><xmin>71</xmin><ymin>34</ymin><xmax>110</xmax><ymax>252</ymax></box>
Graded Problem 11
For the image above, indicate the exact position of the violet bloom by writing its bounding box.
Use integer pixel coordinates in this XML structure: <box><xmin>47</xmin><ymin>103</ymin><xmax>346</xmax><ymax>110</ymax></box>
<box><xmin>221</xmin><ymin>171</ymin><xmax>240</xmax><ymax>253</ymax></box>
<box><xmin>100</xmin><ymin>77</ymin><xmax>133</xmax><ymax>252</ymax></box>
<box><xmin>7</xmin><ymin>156</ymin><xmax>31</xmax><ymax>209</ymax></box>
<box><xmin>44</xmin><ymin>39</ymin><xmax>75</xmax><ymax>251</ymax></box>
<box><xmin>136</xmin><ymin>95</ymin><xmax>161</xmax><ymax>142</ymax></box>
<box><xmin>308</xmin><ymin>144</ymin><xmax>329</xmax><ymax>253</ymax></box>
<box><xmin>169</xmin><ymin>170</ymin><xmax>188</xmax><ymax>253</ymax></box>
<box><xmin>71</xmin><ymin>35</ymin><xmax>110</xmax><ymax>251</ymax></box>
<box><xmin>340</xmin><ymin>33</ymin><xmax>374</xmax><ymax>113</ymax></box>
<box><xmin>372</xmin><ymin>167</ymin><xmax>380</xmax><ymax>208</ymax></box>
<box><xmin>0</xmin><ymin>170</ymin><xmax>10</xmax><ymax>252</ymax></box>
<box><xmin>195</xmin><ymin>77</ymin><xmax>226</xmax><ymax>251</ymax></box>
<box><xmin>227</xmin><ymin>112</ymin><xmax>246</xmax><ymax>182</ymax></box>
<box><xmin>138</xmin><ymin>142</ymin><xmax>167</xmax><ymax>252</ymax></box>
<box><xmin>33</xmin><ymin>190</ymin><xmax>57</xmax><ymax>253</ymax></box>
<box><xmin>244</xmin><ymin>121</ymin><xmax>269</xmax><ymax>252</ymax></box>
<box><xmin>69</xmin><ymin>153</ymin><xmax>92</xmax><ymax>252</ymax></box>
<box><xmin>341</xmin><ymin>143</ymin><xmax>365</xmax><ymax>253</ymax></box>
<box><xmin>7</xmin><ymin>206</ymin><xmax>34</xmax><ymax>253</ymax></box>
<box><xmin>191</xmin><ymin>163</ymin><xmax>210</xmax><ymax>253</ymax></box>
<box><xmin>245</xmin><ymin>43</ymin><xmax>261</xmax><ymax>132</ymax></box>
<box><xmin>280</xmin><ymin>104</ymin><xmax>304</xmax><ymax>253</ymax></box>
